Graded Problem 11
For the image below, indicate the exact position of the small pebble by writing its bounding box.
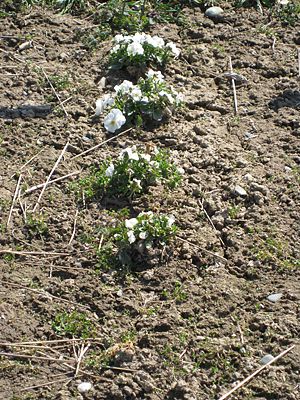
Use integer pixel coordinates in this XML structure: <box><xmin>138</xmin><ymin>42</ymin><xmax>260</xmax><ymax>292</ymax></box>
<box><xmin>244</xmin><ymin>174</ymin><xmax>253</xmax><ymax>181</ymax></box>
<box><xmin>235</xmin><ymin>185</ymin><xmax>247</xmax><ymax>196</ymax></box>
<box><xmin>285</xmin><ymin>166</ymin><xmax>292</xmax><ymax>172</ymax></box>
<box><xmin>240</xmin><ymin>347</ymin><xmax>246</xmax><ymax>354</ymax></box>
<box><xmin>267</xmin><ymin>293</ymin><xmax>283</xmax><ymax>303</ymax></box>
<box><xmin>260</xmin><ymin>354</ymin><xmax>274</xmax><ymax>365</ymax></box>
<box><xmin>258</xmin><ymin>350</ymin><xmax>263</xmax><ymax>357</ymax></box>
<box><xmin>205</xmin><ymin>6</ymin><xmax>224</xmax><ymax>18</ymax></box>
<box><xmin>244</xmin><ymin>132</ymin><xmax>257</xmax><ymax>139</ymax></box>
<box><xmin>116</xmin><ymin>289</ymin><xmax>123</xmax><ymax>297</ymax></box>
<box><xmin>78</xmin><ymin>382</ymin><xmax>92</xmax><ymax>394</ymax></box>
<box><xmin>82</xmin><ymin>136</ymin><xmax>89</xmax><ymax>142</ymax></box>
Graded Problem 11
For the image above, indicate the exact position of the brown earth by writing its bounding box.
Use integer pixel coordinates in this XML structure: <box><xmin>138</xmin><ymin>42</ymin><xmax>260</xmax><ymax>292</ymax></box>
<box><xmin>0</xmin><ymin>3</ymin><xmax>300</xmax><ymax>400</ymax></box>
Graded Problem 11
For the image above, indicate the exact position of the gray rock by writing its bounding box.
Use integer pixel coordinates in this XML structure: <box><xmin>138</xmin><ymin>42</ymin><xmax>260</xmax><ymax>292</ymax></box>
<box><xmin>97</xmin><ymin>76</ymin><xmax>106</xmax><ymax>90</ymax></box>
<box><xmin>260</xmin><ymin>354</ymin><xmax>274</xmax><ymax>365</ymax></box>
<box><xmin>244</xmin><ymin>132</ymin><xmax>257</xmax><ymax>139</ymax></box>
<box><xmin>267</xmin><ymin>293</ymin><xmax>283</xmax><ymax>303</ymax></box>
<box><xmin>78</xmin><ymin>382</ymin><xmax>92</xmax><ymax>393</ymax></box>
<box><xmin>235</xmin><ymin>185</ymin><xmax>247</xmax><ymax>196</ymax></box>
<box><xmin>250</xmin><ymin>182</ymin><xmax>268</xmax><ymax>196</ymax></box>
<box><xmin>205</xmin><ymin>7</ymin><xmax>224</xmax><ymax>18</ymax></box>
<box><xmin>244</xmin><ymin>173</ymin><xmax>253</xmax><ymax>181</ymax></box>
<box><xmin>82</xmin><ymin>136</ymin><xmax>89</xmax><ymax>142</ymax></box>
<box><xmin>258</xmin><ymin>350</ymin><xmax>263</xmax><ymax>357</ymax></box>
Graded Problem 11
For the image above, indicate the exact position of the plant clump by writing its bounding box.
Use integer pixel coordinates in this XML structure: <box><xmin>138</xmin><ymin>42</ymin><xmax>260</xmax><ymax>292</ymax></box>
<box><xmin>109</xmin><ymin>32</ymin><xmax>180</xmax><ymax>69</ymax></box>
<box><xmin>74</xmin><ymin>145</ymin><xmax>184</xmax><ymax>201</ymax></box>
<box><xmin>96</xmin><ymin>70</ymin><xmax>184</xmax><ymax>129</ymax></box>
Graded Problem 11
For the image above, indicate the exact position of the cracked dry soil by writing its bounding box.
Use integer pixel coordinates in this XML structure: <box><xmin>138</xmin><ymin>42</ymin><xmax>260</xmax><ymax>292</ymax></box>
<box><xmin>0</xmin><ymin>3</ymin><xmax>300</xmax><ymax>400</ymax></box>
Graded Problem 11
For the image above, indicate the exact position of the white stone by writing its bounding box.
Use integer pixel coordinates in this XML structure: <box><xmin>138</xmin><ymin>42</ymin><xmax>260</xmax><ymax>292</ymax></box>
<box><xmin>285</xmin><ymin>166</ymin><xmax>292</xmax><ymax>172</ymax></box>
<box><xmin>235</xmin><ymin>185</ymin><xmax>247</xmax><ymax>196</ymax></box>
<box><xmin>244</xmin><ymin>174</ymin><xmax>253</xmax><ymax>181</ymax></box>
<box><xmin>260</xmin><ymin>354</ymin><xmax>274</xmax><ymax>365</ymax></box>
<box><xmin>267</xmin><ymin>293</ymin><xmax>282</xmax><ymax>303</ymax></box>
<box><xmin>78</xmin><ymin>382</ymin><xmax>92</xmax><ymax>393</ymax></box>
<box><xmin>205</xmin><ymin>7</ymin><xmax>224</xmax><ymax>18</ymax></box>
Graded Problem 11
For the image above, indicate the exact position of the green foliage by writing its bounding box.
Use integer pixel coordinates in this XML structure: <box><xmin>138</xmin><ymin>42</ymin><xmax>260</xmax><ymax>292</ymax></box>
<box><xmin>26</xmin><ymin>212</ymin><xmax>48</xmax><ymax>234</ymax></box>
<box><xmin>79</xmin><ymin>24</ymin><xmax>111</xmax><ymax>51</ymax></box>
<box><xmin>112</xmin><ymin>73</ymin><xmax>183</xmax><ymax>126</ymax></box>
<box><xmin>48</xmin><ymin>72</ymin><xmax>70</xmax><ymax>90</ymax></box>
<box><xmin>272</xmin><ymin>1</ymin><xmax>300</xmax><ymax>26</ymax></box>
<box><xmin>109</xmin><ymin>33</ymin><xmax>178</xmax><ymax>69</ymax></box>
<box><xmin>52</xmin><ymin>310</ymin><xmax>95</xmax><ymax>338</ymax></box>
<box><xmin>102</xmin><ymin>210</ymin><xmax>178</xmax><ymax>252</ymax></box>
<box><xmin>74</xmin><ymin>146</ymin><xmax>183</xmax><ymax>201</ymax></box>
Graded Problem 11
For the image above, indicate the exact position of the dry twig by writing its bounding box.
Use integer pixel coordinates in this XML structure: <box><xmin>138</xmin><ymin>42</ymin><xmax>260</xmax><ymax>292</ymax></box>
<box><xmin>40</xmin><ymin>67</ymin><xmax>68</xmax><ymax>116</ymax></box>
<box><xmin>177</xmin><ymin>237</ymin><xmax>227</xmax><ymax>263</ymax></box>
<box><xmin>7</xmin><ymin>174</ymin><xmax>22</xmax><ymax>227</ymax></box>
<box><xmin>33</xmin><ymin>140</ymin><xmax>69</xmax><ymax>212</ymax></box>
<box><xmin>218</xmin><ymin>345</ymin><xmax>295</xmax><ymax>400</ymax></box>
<box><xmin>25</xmin><ymin>170</ymin><xmax>81</xmax><ymax>194</ymax></box>
<box><xmin>69</xmin><ymin>210</ymin><xmax>78</xmax><ymax>245</ymax></box>
<box><xmin>20</xmin><ymin>145</ymin><xmax>49</xmax><ymax>171</ymax></box>
<box><xmin>71</xmin><ymin>128</ymin><xmax>132</xmax><ymax>160</ymax></box>
<box><xmin>0</xmin><ymin>280</ymin><xmax>91</xmax><ymax>310</ymax></box>
<box><xmin>20</xmin><ymin>376</ymin><xmax>82</xmax><ymax>392</ymax></box>
<box><xmin>228</xmin><ymin>56</ymin><xmax>238</xmax><ymax>115</ymax></box>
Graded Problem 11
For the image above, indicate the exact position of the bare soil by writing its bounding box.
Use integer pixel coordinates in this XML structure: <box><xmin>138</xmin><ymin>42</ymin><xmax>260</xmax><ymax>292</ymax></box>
<box><xmin>1</xmin><ymin>3</ymin><xmax>300</xmax><ymax>400</ymax></box>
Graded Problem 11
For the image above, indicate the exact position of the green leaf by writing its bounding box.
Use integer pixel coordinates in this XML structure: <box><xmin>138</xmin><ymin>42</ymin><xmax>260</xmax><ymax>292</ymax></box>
<box><xmin>153</xmin><ymin>108</ymin><xmax>162</xmax><ymax>121</ymax></box>
<box><xmin>109</xmin><ymin>62</ymin><xmax>122</xmax><ymax>69</ymax></box>
<box><xmin>134</xmin><ymin>115</ymin><xmax>143</xmax><ymax>126</ymax></box>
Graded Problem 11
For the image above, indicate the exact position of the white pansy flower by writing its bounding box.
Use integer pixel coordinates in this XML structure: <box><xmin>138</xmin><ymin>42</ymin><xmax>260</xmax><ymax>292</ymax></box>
<box><xmin>177</xmin><ymin>167</ymin><xmax>185</xmax><ymax>174</ymax></box>
<box><xmin>114</xmin><ymin>80</ymin><xmax>135</xmax><ymax>94</ymax></box>
<box><xmin>166</xmin><ymin>215</ymin><xmax>175</xmax><ymax>227</ymax></box>
<box><xmin>147</xmin><ymin>36</ymin><xmax>164</xmax><ymax>48</ymax></box>
<box><xmin>170</xmin><ymin>85</ymin><xmax>178</xmax><ymax>96</ymax></box>
<box><xmin>175</xmin><ymin>92</ymin><xmax>184</xmax><ymax>105</ymax></box>
<box><xmin>105</xmin><ymin>163</ymin><xmax>114</xmax><ymax>177</ymax></box>
<box><xmin>138</xmin><ymin>211</ymin><xmax>154</xmax><ymax>219</ymax></box>
<box><xmin>113</xmin><ymin>34</ymin><xmax>125</xmax><ymax>43</ymax></box>
<box><xmin>127</xmin><ymin>41</ymin><xmax>144</xmax><ymax>56</ymax></box>
<box><xmin>125</xmin><ymin>218</ymin><xmax>138</xmax><ymax>229</ymax></box>
<box><xmin>153</xmin><ymin>146</ymin><xmax>159</xmax><ymax>155</ymax></box>
<box><xmin>140</xmin><ymin>154</ymin><xmax>151</xmax><ymax>162</ymax></box>
<box><xmin>95</xmin><ymin>94</ymin><xmax>114</xmax><ymax>116</ymax></box>
<box><xmin>103</xmin><ymin>109</ymin><xmax>126</xmax><ymax>133</ymax></box>
<box><xmin>166</xmin><ymin>42</ymin><xmax>180</xmax><ymax>56</ymax></box>
<box><xmin>133</xmin><ymin>32</ymin><xmax>147</xmax><ymax>43</ymax></box>
<box><xmin>111</xmin><ymin>44</ymin><xmax>120</xmax><ymax>53</ymax></box>
<box><xmin>131</xmin><ymin>88</ymin><xmax>142</xmax><ymax>101</ymax></box>
<box><xmin>132</xmin><ymin>178</ymin><xmax>142</xmax><ymax>190</ymax></box>
<box><xmin>127</xmin><ymin>230</ymin><xmax>136</xmax><ymax>244</ymax></box>
<box><xmin>150</xmin><ymin>160</ymin><xmax>159</xmax><ymax>168</ymax></box>
<box><xmin>146</xmin><ymin>69</ymin><xmax>164</xmax><ymax>83</ymax></box>
<box><xmin>159</xmin><ymin>90</ymin><xmax>174</xmax><ymax>104</ymax></box>
<box><xmin>139</xmin><ymin>230</ymin><xmax>148</xmax><ymax>239</ymax></box>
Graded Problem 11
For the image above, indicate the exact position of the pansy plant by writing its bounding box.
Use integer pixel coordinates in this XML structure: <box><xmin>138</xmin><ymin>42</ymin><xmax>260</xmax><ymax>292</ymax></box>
<box><xmin>109</xmin><ymin>32</ymin><xmax>180</xmax><ymax>68</ymax></box>
<box><xmin>113</xmin><ymin>211</ymin><xmax>178</xmax><ymax>251</ymax></box>
<box><xmin>114</xmin><ymin>71</ymin><xmax>183</xmax><ymax>124</ymax></box>
<box><xmin>75</xmin><ymin>145</ymin><xmax>184</xmax><ymax>201</ymax></box>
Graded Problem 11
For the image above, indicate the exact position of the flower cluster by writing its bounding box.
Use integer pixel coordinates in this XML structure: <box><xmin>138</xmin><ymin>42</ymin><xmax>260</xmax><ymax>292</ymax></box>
<box><xmin>96</xmin><ymin>70</ymin><xmax>184</xmax><ymax>129</ymax></box>
<box><xmin>114</xmin><ymin>211</ymin><xmax>177</xmax><ymax>249</ymax></box>
<box><xmin>76</xmin><ymin>145</ymin><xmax>184</xmax><ymax>200</ymax></box>
<box><xmin>109</xmin><ymin>32</ymin><xmax>180</xmax><ymax>68</ymax></box>
<box><xmin>114</xmin><ymin>71</ymin><xmax>184</xmax><ymax>124</ymax></box>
